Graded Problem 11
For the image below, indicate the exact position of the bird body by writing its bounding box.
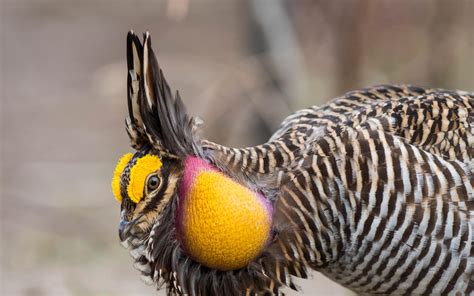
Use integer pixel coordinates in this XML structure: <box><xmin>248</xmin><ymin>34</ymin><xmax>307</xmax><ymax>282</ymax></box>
<box><xmin>113</xmin><ymin>31</ymin><xmax>474</xmax><ymax>295</ymax></box>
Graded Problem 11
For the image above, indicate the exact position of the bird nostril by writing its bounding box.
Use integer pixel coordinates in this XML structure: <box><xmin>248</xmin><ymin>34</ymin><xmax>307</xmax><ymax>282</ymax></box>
<box><xmin>118</xmin><ymin>219</ymin><xmax>130</xmax><ymax>241</ymax></box>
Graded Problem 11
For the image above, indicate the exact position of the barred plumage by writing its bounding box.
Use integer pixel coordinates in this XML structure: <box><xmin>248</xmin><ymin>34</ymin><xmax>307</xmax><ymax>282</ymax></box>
<box><xmin>204</xmin><ymin>86</ymin><xmax>474</xmax><ymax>294</ymax></box>
<box><xmin>114</xmin><ymin>31</ymin><xmax>474</xmax><ymax>295</ymax></box>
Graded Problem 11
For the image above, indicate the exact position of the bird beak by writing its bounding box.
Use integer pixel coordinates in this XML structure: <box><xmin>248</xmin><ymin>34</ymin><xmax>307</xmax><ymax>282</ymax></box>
<box><xmin>118</xmin><ymin>219</ymin><xmax>131</xmax><ymax>241</ymax></box>
<box><xmin>118</xmin><ymin>210</ymin><xmax>131</xmax><ymax>241</ymax></box>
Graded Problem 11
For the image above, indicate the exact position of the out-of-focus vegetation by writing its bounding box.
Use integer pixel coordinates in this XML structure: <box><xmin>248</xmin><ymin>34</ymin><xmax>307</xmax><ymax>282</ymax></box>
<box><xmin>1</xmin><ymin>0</ymin><xmax>472</xmax><ymax>295</ymax></box>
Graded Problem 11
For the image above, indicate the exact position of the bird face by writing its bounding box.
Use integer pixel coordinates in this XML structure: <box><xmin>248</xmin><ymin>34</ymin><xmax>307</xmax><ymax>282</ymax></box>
<box><xmin>112</xmin><ymin>149</ymin><xmax>184</xmax><ymax>243</ymax></box>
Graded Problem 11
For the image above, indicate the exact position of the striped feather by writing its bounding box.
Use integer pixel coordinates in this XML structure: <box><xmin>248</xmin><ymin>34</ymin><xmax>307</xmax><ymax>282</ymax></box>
<box><xmin>204</xmin><ymin>85</ymin><xmax>474</xmax><ymax>294</ymax></box>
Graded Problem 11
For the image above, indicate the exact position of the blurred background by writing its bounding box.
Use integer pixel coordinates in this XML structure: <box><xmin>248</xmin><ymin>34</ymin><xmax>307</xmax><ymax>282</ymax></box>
<box><xmin>1</xmin><ymin>0</ymin><xmax>473</xmax><ymax>295</ymax></box>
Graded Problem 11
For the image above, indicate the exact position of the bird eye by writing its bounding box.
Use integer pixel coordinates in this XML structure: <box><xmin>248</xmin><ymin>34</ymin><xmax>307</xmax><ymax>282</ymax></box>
<box><xmin>147</xmin><ymin>175</ymin><xmax>161</xmax><ymax>191</ymax></box>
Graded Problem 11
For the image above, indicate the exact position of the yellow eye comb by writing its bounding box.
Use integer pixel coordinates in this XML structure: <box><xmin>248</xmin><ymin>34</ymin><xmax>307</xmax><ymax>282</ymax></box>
<box><xmin>127</xmin><ymin>155</ymin><xmax>162</xmax><ymax>203</ymax></box>
<box><xmin>112</xmin><ymin>154</ymin><xmax>163</xmax><ymax>203</ymax></box>
<box><xmin>112</xmin><ymin>153</ymin><xmax>133</xmax><ymax>202</ymax></box>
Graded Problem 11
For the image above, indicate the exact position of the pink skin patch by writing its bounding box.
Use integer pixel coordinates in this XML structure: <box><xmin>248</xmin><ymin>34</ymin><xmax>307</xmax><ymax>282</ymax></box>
<box><xmin>175</xmin><ymin>156</ymin><xmax>273</xmax><ymax>253</ymax></box>
<box><xmin>175</xmin><ymin>157</ymin><xmax>216</xmax><ymax>248</ymax></box>
<box><xmin>178</xmin><ymin>156</ymin><xmax>217</xmax><ymax>199</ymax></box>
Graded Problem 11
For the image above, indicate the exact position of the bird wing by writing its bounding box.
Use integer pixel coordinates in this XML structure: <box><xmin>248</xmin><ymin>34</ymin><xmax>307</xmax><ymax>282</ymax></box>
<box><xmin>273</xmin><ymin>87</ymin><xmax>473</xmax><ymax>169</ymax></box>
<box><xmin>271</xmin><ymin>85</ymin><xmax>436</xmax><ymax>141</ymax></box>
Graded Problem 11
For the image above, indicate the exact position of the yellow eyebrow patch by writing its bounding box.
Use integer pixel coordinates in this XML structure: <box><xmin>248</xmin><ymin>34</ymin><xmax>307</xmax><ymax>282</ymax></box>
<box><xmin>112</xmin><ymin>153</ymin><xmax>133</xmax><ymax>202</ymax></box>
<box><xmin>127</xmin><ymin>155</ymin><xmax>163</xmax><ymax>204</ymax></box>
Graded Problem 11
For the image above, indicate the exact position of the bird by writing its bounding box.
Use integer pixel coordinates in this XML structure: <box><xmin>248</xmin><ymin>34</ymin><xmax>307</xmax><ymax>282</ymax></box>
<box><xmin>112</xmin><ymin>31</ymin><xmax>474</xmax><ymax>295</ymax></box>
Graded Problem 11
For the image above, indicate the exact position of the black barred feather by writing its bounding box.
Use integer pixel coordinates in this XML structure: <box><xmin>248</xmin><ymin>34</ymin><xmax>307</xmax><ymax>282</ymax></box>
<box><xmin>126</xmin><ymin>31</ymin><xmax>147</xmax><ymax>149</ymax></box>
<box><xmin>126</xmin><ymin>31</ymin><xmax>200</xmax><ymax>157</ymax></box>
<box><xmin>120</xmin><ymin>31</ymin><xmax>474</xmax><ymax>295</ymax></box>
<box><xmin>202</xmin><ymin>86</ymin><xmax>474</xmax><ymax>294</ymax></box>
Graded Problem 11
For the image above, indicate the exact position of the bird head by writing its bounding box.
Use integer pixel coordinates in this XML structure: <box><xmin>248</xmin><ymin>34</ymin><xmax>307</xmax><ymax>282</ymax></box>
<box><xmin>111</xmin><ymin>31</ymin><xmax>277</xmax><ymax>291</ymax></box>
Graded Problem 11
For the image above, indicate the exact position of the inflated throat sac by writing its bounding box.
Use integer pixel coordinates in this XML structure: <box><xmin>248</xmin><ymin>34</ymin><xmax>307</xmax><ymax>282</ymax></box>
<box><xmin>177</xmin><ymin>157</ymin><xmax>273</xmax><ymax>270</ymax></box>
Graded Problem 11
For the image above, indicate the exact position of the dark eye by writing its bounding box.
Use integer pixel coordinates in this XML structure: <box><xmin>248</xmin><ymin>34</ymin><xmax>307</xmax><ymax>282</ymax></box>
<box><xmin>147</xmin><ymin>175</ymin><xmax>161</xmax><ymax>191</ymax></box>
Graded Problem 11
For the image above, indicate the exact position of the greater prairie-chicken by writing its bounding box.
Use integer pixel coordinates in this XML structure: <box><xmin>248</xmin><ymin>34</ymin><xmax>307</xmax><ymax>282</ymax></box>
<box><xmin>112</xmin><ymin>31</ymin><xmax>474</xmax><ymax>295</ymax></box>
